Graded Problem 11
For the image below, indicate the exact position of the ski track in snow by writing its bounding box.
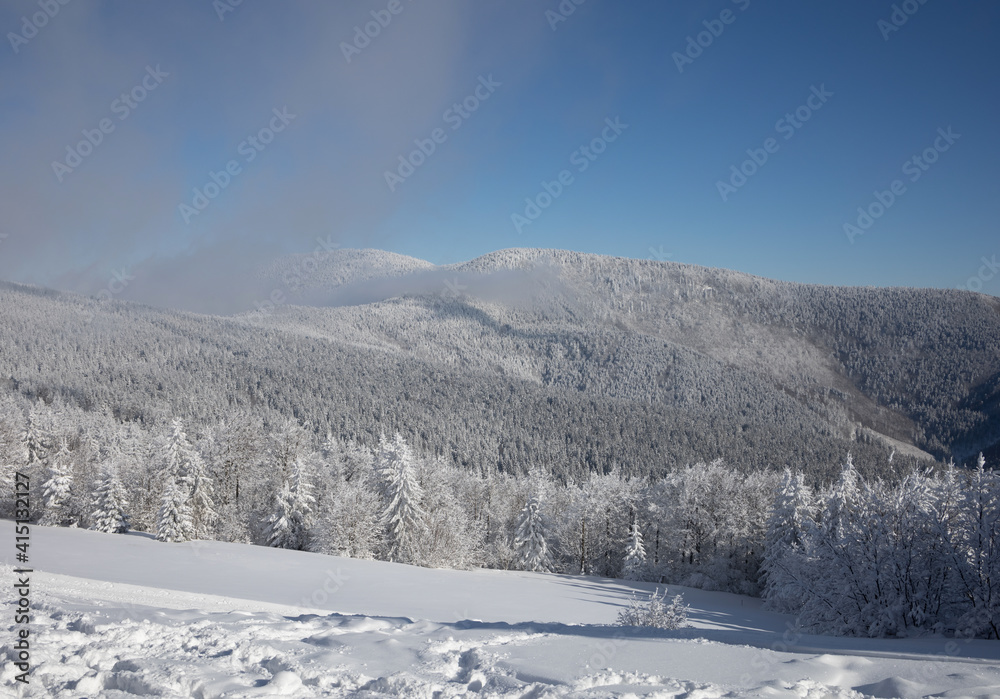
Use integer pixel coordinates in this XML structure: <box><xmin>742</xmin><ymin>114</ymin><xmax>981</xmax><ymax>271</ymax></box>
<box><xmin>4</xmin><ymin>575</ymin><xmax>1000</xmax><ymax>699</ymax></box>
<box><xmin>0</xmin><ymin>588</ymin><xmax>820</xmax><ymax>698</ymax></box>
<box><xmin>4</xmin><ymin>526</ymin><xmax>1000</xmax><ymax>698</ymax></box>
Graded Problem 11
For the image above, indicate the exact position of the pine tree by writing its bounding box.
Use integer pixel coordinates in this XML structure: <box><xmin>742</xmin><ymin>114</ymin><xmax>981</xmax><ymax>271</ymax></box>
<box><xmin>40</xmin><ymin>443</ymin><xmax>75</xmax><ymax>526</ymax></box>
<box><xmin>378</xmin><ymin>433</ymin><xmax>426</xmax><ymax>564</ymax></box>
<box><xmin>91</xmin><ymin>465</ymin><xmax>130</xmax><ymax>534</ymax></box>
<box><xmin>514</xmin><ymin>496</ymin><xmax>552</xmax><ymax>572</ymax></box>
<box><xmin>265</xmin><ymin>458</ymin><xmax>314</xmax><ymax>550</ymax></box>
<box><xmin>622</xmin><ymin>515</ymin><xmax>647</xmax><ymax>581</ymax></box>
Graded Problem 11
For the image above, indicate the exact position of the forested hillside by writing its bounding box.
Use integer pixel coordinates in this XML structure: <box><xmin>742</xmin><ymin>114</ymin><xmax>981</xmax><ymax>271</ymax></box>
<box><xmin>1</xmin><ymin>248</ymin><xmax>998</xmax><ymax>482</ymax></box>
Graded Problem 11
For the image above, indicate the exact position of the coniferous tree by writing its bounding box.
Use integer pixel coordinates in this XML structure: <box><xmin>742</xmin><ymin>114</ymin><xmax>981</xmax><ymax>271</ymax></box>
<box><xmin>40</xmin><ymin>443</ymin><xmax>75</xmax><ymax>527</ymax></box>
<box><xmin>514</xmin><ymin>496</ymin><xmax>552</xmax><ymax>572</ymax></box>
<box><xmin>91</xmin><ymin>465</ymin><xmax>130</xmax><ymax>534</ymax></box>
<box><xmin>265</xmin><ymin>458</ymin><xmax>314</xmax><ymax>550</ymax></box>
<box><xmin>156</xmin><ymin>473</ymin><xmax>194</xmax><ymax>542</ymax></box>
<box><xmin>156</xmin><ymin>419</ymin><xmax>215</xmax><ymax>540</ymax></box>
<box><xmin>622</xmin><ymin>515</ymin><xmax>647</xmax><ymax>581</ymax></box>
<box><xmin>378</xmin><ymin>433</ymin><xmax>426</xmax><ymax>564</ymax></box>
<box><xmin>21</xmin><ymin>405</ymin><xmax>50</xmax><ymax>467</ymax></box>
<box><xmin>187</xmin><ymin>450</ymin><xmax>216</xmax><ymax>540</ymax></box>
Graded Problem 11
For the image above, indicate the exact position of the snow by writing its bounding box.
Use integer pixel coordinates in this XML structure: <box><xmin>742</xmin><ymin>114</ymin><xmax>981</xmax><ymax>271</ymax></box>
<box><xmin>4</xmin><ymin>523</ymin><xmax>1000</xmax><ymax>697</ymax></box>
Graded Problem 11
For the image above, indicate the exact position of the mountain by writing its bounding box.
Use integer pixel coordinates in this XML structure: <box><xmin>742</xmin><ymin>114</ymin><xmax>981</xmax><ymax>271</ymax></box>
<box><xmin>1</xmin><ymin>248</ymin><xmax>998</xmax><ymax>481</ymax></box>
<box><xmin>259</xmin><ymin>248</ymin><xmax>435</xmax><ymax>292</ymax></box>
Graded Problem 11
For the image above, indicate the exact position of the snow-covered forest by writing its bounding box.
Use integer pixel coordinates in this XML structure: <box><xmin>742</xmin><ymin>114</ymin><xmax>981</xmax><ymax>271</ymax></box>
<box><xmin>3</xmin><ymin>247</ymin><xmax>1000</xmax><ymax>487</ymax></box>
<box><xmin>6</xmin><ymin>392</ymin><xmax>1000</xmax><ymax>640</ymax></box>
<box><xmin>2</xmin><ymin>249</ymin><xmax>1000</xmax><ymax>644</ymax></box>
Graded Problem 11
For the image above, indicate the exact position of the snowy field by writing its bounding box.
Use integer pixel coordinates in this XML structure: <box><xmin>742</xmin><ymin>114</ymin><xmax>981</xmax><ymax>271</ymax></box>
<box><xmin>3</xmin><ymin>524</ymin><xmax>1000</xmax><ymax>698</ymax></box>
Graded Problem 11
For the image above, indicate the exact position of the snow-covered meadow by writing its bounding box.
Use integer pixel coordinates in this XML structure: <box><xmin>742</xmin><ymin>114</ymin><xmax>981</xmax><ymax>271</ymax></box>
<box><xmin>3</xmin><ymin>523</ymin><xmax>1000</xmax><ymax>698</ymax></box>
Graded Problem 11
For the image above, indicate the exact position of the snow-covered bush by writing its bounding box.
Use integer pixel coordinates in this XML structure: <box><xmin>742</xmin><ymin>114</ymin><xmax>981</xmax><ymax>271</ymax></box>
<box><xmin>616</xmin><ymin>588</ymin><xmax>689</xmax><ymax>629</ymax></box>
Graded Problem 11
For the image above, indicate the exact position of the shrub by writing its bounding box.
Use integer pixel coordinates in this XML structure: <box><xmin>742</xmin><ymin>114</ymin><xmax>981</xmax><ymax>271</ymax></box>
<box><xmin>617</xmin><ymin>588</ymin><xmax>689</xmax><ymax>629</ymax></box>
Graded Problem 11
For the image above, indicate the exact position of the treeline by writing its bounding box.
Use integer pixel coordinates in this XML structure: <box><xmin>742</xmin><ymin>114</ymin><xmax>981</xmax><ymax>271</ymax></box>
<box><xmin>764</xmin><ymin>456</ymin><xmax>1000</xmax><ymax>639</ymax></box>
<box><xmin>6</xmin><ymin>401</ymin><xmax>999</xmax><ymax>638</ymax></box>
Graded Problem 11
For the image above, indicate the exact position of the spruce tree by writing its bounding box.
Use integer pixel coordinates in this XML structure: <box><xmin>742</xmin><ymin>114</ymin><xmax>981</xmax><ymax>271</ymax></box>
<box><xmin>91</xmin><ymin>465</ymin><xmax>130</xmax><ymax>534</ymax></box>
<box><xmin>514</xmin><ymin>496</ymin><xmax>552</xmax><ymax>572</ymax></box>
<box><xmin>622</xmin><ymin>516</ymin><xmax>647</xmax><ymax>581</ymax></box>
<box><xmin>156</xmin><ymin>418</ymin><xmax>215</xmax><ymax>541</ymax></box>
<box><xmin>157</xmin><ymin>474</ymin><xmax>194</xmax><ymax>542</ymax></box>
<box><xmin>21</xmin><ymin>405</ymin><xmax>50</xmax><ymax>466</ymax></box>
<box><xmin>378</xmin><ymin>433</ymin><xmax>426</xmax><ymax>564</ymax></box>
<box><xmin>41</xmin><ymin>443</ymin><xmax>75</xmax><ymax>526</ymax></box>
<box><xmin>187</xmin><ymin>450</ymin><xmax>216</xmax><ymax>540</ymax></box>
<box><xmin>265</xmin><ymin>458</ymin><xmax>314</xmax><ymax>550</ymax></box>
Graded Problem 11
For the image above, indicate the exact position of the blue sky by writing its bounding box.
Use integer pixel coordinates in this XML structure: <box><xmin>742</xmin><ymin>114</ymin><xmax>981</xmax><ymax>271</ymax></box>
<box><xmin>1</xmin><ymin>1</ymin><xmax>997</xmax><ymax>311</ymax></box>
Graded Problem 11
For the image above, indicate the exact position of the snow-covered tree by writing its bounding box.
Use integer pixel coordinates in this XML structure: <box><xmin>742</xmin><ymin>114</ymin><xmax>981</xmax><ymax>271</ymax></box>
<box><xmin>377</xmin><ymin>433</ymin><xmax>426</xmax><ymax>564</ymax></box>
<box><xmin>622</xmin><ymin>515</ymin><xmax>647</xmax><ymax>581</ymax></box>
<box><xmin>514</xmin><ymin>496</ymin><xmax>552</xmax><ymax>572</ymax></box>
<box><xmin>315</xmin><ymin>472</ymin><xmax>384</xmax><ymax>559</ymax></box>
<box><xmin>414</xmin><ymin>458</ymin><xmax>482</xmax><ymax>569</ymax></box>
<box><xmin>761</xmin><ymin>469</ymin><xmax>815</xmax><ymax>612</ymax></box>
<box><xmin>156</xmin><ymin>473</ymin><xmax>194</xmax><ymax>542</ymax></box>
<box><xmin>91</xmin><ymin>465</ymin><xmax>130</xmax><ymax>534</ymax></box>
<box><xmin>186</xmin><ymin>451</ymin><xmax>215</xmax><ymax>540</ymax></box>
<box><xmin>951</xmin><ymin>454</ymin><xmax>1000</xmax><ymax>639</ymax></box>
<box><xmin>21</xmin><ymin>404</ymin><xmax>50</xmax><ymax>466</ymax></box>
<box><xmin>824</xmin><ymin>453</ymin><xmax>860</xmax><ymax>541</ymax></box>
<box><xmin>40</xmin><ymin>443</ymin><xmax>75</xmax><ymax>527</ymax></box>
<box><xmin>156</xmin><ymin>419</ymin><xmax>215</xmax><ymax>540</ymax></box>
<box><xmin>265</xmin><ymin>458</ymin><xmax>314</xmax><ymax>550</ymax></box>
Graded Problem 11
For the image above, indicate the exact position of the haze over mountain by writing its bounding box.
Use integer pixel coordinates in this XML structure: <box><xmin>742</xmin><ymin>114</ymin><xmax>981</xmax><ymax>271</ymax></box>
<box><xmin>2</xmin><ymin>248</ymin><xmax>999</xmax><ymax>481</ymax></box>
